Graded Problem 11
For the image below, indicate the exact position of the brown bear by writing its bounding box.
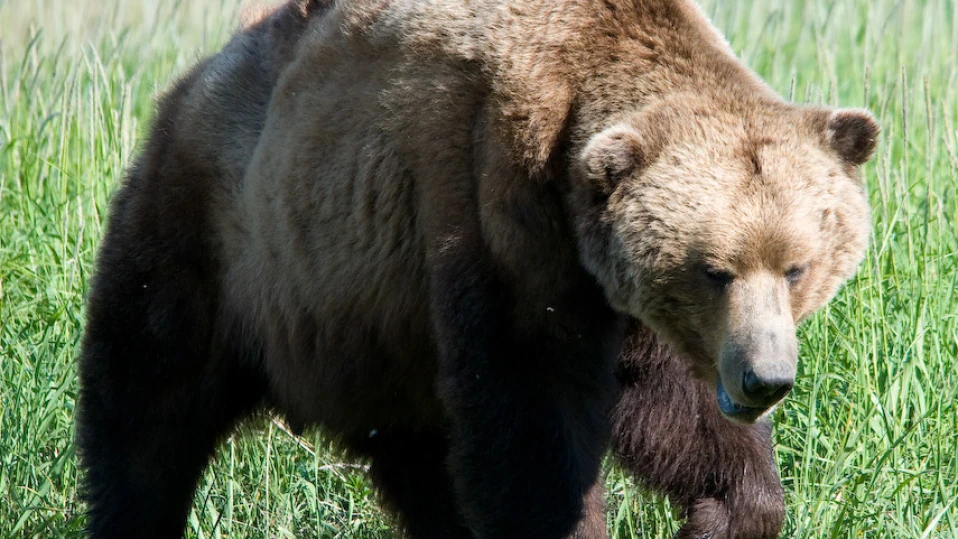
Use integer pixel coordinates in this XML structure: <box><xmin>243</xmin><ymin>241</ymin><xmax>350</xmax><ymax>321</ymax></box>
<box><xmin>76</xmin><ymin>1</ymin><xmax>877</xmax><ymax>538</ymax></box>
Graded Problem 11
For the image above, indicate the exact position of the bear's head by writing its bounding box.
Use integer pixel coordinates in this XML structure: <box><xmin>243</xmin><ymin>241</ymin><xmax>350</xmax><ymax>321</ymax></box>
<box><xmin>572</xmin><ymin>95</ymin><xmax>878</xmax><ymax>423</ymax></box>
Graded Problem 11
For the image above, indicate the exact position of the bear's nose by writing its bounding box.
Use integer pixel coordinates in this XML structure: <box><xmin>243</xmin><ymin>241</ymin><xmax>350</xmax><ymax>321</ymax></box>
<box><xmin>742</xmin><ymin>369</ymin><xmax>794</xmax><ymax>408</ymax></box>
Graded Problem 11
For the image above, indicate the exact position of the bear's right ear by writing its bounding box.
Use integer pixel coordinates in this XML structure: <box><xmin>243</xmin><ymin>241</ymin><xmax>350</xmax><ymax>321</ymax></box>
<box><xmin>581</xmin><ymin>126</ymin><xmax>646</xmax><ymax>194</ymax></box>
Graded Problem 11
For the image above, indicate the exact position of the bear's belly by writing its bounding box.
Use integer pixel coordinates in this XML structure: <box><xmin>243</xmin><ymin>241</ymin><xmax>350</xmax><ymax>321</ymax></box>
<box><xmin>258</xmin><ymin>304</ymin><xmax>444</xmax><ymax>436</ymax></box>
<box><xmin>219</xmin><ymin>164</ymin><xmax>441</xmax><ymax>435</ymax></box>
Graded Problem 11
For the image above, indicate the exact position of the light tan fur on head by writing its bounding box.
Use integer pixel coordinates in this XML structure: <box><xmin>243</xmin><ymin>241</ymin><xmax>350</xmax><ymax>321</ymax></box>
<box><xmin>574</xmin><ymin>92</ymin><xmax>877</xmax><ymax>421</ymax></box>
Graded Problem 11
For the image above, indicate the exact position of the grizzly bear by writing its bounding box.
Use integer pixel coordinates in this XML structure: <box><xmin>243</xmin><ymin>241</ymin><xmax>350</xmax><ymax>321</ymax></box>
<box><xmin>76</xmin><ymin>0</ymin><xmax>877</xmax><ymax>538</ymax></box>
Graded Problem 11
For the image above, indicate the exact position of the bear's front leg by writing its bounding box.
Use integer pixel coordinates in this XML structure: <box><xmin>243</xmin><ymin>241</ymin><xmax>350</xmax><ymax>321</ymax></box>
<box><xmin>428</xmin><ymin>247</ymin><xmax>626</xmax><ymax>539</ymax></box>
<box><xmin>611</xmin><ymin>322</ymin><xmax>785</xmax><ymax>539</ymax></box>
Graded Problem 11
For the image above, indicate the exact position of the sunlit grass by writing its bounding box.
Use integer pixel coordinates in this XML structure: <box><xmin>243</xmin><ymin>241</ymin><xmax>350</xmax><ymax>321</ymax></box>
<box><xmin>1</xmin><ymin>0</ymin><xmax>955</xmax><ymax>537</ymax></box>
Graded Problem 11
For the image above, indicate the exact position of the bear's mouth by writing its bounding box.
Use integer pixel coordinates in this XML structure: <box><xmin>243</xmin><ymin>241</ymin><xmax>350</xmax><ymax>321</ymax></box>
<box><xmin>716</xmin><ymin>380</ymin><xmax>771</xmax><ymax>424</ymax></box>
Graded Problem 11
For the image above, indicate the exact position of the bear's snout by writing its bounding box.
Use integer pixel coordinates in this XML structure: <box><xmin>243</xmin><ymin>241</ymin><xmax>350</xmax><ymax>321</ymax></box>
<box><xmin>716</xmin><ymin>282</ymin><xmax>799</xmax><ymax>423</ymax></box>
<box><xmin>741</xmin><ymin>366</ymin><xmax>795</xmax><ymax>408</ymax></box>
<box><xmin>716</xmin><ymin>328</ymin><xmax>797</xmax><ymax>422</ymax></box>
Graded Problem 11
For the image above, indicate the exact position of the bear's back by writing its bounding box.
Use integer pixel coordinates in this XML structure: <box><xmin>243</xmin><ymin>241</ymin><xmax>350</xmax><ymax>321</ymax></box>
<box><xmin>173</xmin><ymin>1</ymin><xmax>327</xmax><ymax>185</ymax></box>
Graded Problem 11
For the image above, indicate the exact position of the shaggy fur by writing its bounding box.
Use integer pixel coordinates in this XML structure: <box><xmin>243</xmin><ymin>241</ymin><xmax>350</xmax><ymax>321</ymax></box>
<box><xmin>77</xmin><ymin>1</ymin><xmax>877</xmax><ymax>538</ymax></box>
<box><xmin>611</xmin><ymin>322</ymin><xmax>786</xmax><ymax>538</ymax></box>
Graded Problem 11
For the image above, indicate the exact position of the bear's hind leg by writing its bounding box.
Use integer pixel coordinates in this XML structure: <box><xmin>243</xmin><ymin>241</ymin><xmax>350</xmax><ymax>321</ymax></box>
<box><xmin>360</xmin><ymin>430</ymin><xmax>474</xmax><ymax>539</ymax></box>
<box><xmin>568</xmin><ymin>482</ymin><xmax>610</xmax><ymax>539</ymax></box>
<box><xmin>77</xmin><ymin>290</ymin><xmax>264</xmax><ymax>538</ymax></box>
<box><xmin>76</xmin><ymin>199</ymin><xmax>266</xmax><ymax>538</ymax></box>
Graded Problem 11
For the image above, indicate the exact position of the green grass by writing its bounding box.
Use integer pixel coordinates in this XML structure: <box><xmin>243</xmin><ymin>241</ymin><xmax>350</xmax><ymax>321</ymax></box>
<box><xmin>1</xmin><ymin>0</ymin><xmax>955</xmax><ymax>537</ymax></box>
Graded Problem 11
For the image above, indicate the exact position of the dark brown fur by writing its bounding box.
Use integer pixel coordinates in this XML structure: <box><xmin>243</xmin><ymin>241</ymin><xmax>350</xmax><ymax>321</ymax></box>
<box><xmin>77</xmin><ymin>1</ymin><xmax>877</xmax><ymax>538</ymax></box>
<box><xmin>611</xmin><ymin>322</ymin><xmax>785</xmax><ymax>538</ymax></box>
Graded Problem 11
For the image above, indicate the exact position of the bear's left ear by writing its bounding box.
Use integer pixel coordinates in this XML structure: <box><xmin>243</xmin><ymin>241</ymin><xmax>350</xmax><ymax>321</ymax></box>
<box><xmin>824</xmin><ymin>109</ymin><xmax>880</xmax><ymax>166</ymax></box>
<box><xmin>581</xmin><ymin>126</ymin><xmax>646</xmax><ymax>194</ymax></box>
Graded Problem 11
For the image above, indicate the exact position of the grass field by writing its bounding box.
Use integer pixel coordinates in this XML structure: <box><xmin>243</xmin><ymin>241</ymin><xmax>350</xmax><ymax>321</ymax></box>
<box><xmin>1</xmin><ymin>0</ymin><xmax>956</xmax><ymax>537</ymax></box>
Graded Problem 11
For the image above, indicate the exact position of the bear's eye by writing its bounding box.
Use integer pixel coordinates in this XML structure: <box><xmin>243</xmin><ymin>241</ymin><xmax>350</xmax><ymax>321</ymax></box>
<box><xmin>703</xmin><ymin>267</ymin><xmax>735</xmax><ymax>288</ymax></box>
<box><xmin>785</xmin><ymin>264</ymin><xmax>808</xmax><ymax>286</ymax></box>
